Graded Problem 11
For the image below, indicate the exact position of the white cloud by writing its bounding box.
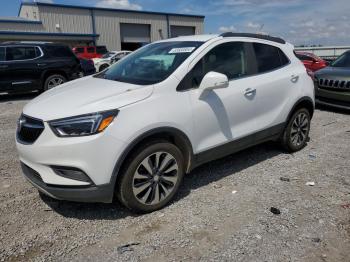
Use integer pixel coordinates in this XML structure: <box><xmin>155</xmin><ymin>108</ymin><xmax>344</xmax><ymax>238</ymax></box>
<box><xmin>219</xmin><ymin>25</ymin><xmax>237</xmax><ymax>32</ymax></box>
<box><xmin>95</xmin><ymin>0</ymin><xmax>142</xmax><ymax>10</ymax></box>
<box><xmin>33</xmin><ymin>0</ymin><xmax>54</xmax><ymax>3</ymax></box>
<box><xmin>246</xmin><ymin>22</ymin><xmax>261</xmax><ymax>29</ymax></box>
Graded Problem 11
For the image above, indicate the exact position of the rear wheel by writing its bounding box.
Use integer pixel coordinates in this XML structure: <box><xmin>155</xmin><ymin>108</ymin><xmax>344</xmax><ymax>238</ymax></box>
<box><xmin>44</xmin><ymin>74</ymin><xmax>66</xmax><ymax>91</ymax></box>
<box><xmin>117</xmin><ymin>142</ymin><xmax>185</xmax><ymax>213</ymax></box>
<box><xmin>281</xmin><ymin>108</ymin><xmax>311</xmax><ymax>152</ymax></box>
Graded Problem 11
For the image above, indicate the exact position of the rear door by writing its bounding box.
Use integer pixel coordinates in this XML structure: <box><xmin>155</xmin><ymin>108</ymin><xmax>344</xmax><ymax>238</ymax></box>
<box><xmin>5</xmin><ymin>46</ymin><xmax>43</xmax><ymax>92</ymax></box>
<box><xmin>250</xmin><ymin>42</ymin><xmax>295</xmax><ymax>132</ymax></box>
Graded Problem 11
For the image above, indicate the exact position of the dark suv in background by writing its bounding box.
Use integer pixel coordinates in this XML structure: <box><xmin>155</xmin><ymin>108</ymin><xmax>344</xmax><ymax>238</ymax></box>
<box><xmin>314</xmin><ymin>51</ymin><xmax>350</xmax><ymax>109</ymax></box>
<box><xmin>0</xmin><ymin>42</ymin><xmax>81</xmax><ymax>94</ymax></box>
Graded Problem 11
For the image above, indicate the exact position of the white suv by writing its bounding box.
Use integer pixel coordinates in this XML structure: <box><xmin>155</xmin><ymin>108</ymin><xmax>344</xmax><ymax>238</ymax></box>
<box><xmin>16</xmin><ymin>33</ymin><xmax>315</xmax><ymax>213</ymax></box>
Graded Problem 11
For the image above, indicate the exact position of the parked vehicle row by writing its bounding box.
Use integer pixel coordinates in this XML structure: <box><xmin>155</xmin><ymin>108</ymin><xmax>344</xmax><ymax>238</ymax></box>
<box><xmin>93</xmin><ymin>51</ymin><xmax>132</xmax><ymax>72</ymax></box>
<box><xmin>0</xmin><ymin>42</ymin><xmax>135</xmax><ymax>94</ymax></box>
<box><xmin>16</xmin><ymin>33</ymin><xmax>315</xmax><ymax>213</ymax></box>
<box><xmin>0</xmin><ymin>42</ymin><xmax>82</xmax><ymax>94</ymax></box>
<box><xmin>313</xmin><ymin>51</ymin><xmax>350</xmax><ymax>109</ymax></box>
<box><xmin>295</xmin><ymin>51</ymin><xmax>328</xmax><ymax>72</ymax></box>
<box><xmin>72</xmin><ymin>45</ymin><xmax>108</xmax><ymax>60</ymax></box>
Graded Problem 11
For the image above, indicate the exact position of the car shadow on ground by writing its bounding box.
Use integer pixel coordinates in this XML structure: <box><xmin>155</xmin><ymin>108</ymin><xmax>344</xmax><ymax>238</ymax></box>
<box><xmin>42</xmin><ymin>141</ymin><xmax>283</xmax><ymax>220</ymax></box>
<box><xmin>0</xmin><ymin>93</ymin><xmax>38</xmax><ymax>103</ymax></box>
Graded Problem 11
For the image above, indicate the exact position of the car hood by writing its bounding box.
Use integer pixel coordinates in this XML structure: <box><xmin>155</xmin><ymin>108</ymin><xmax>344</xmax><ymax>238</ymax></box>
<box><xmin>315</xmin><ymin>66</ymin><xmax>350</xmax><ymax>80</ymax></box>
<box><xmin>23</xmin><ymin>76</ymin><xmax>153</xmax><ymax>121</ymax></box>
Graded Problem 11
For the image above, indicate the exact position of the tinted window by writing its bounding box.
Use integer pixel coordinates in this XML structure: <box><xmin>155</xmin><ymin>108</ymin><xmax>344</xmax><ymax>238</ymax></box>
<box><xmin>46</xmin><ymin>46</ymin><xmax>74</xmax><ymax>58</ymax></box>
<box><xmin>253</xmin><ymin>43</ymin><xmax>288</xmax><ymax>73</ymax></box>
<box><xmin>6</xmin><ymin>46</ymin><xmax>37</xmax><ymax>61</ymax></box>
<box><xmin>75</xmin><ymin>47</ymin><xmax>84</xmax><ymax>53</ymax></box>
<box><xmin>331</xmin><ymin>52</ymin><xmax>350</xmax><ymax>67</ymax></box>
<box><xmin>95</xmin><ymin>41</ymin><xmax>203</xmax><ymax>85</ymax></box>
<box><xmin>87</xmin><ymin>47</ymin><xmax>95</xmax><ymax>53</ymax></box>
<box><xmin>178</xmin><ymin>42</ymin><xmax>249</xmax><ymax>90</ymax></box>
<box><xmin>96</xmin><ymin>46</ymin><xmax>107</xmax><ymax>54</ymax></box>
<box><xmin>296</xmin><ymin>53</ymin><xmax>313</xmax><ymax>61</ymax></box>
<box><xmin>0</xmin><ymin>47</ymin><xmax>5</xmax><ymax>61</ymax></box>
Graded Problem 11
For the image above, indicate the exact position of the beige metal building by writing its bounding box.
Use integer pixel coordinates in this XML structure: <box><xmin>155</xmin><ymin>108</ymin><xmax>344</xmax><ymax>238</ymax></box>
<box><xmin>0</xmin><ymin>2</ymin><xmax>204</xmax><ymax>50</ymax></box>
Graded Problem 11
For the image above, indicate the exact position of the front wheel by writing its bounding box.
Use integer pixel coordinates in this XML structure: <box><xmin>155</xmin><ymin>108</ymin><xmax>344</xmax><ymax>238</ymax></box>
<box><xmin>117</xmin><ymin>142</ymin><xmax>185</xmax><ymax>213</ymax></box>
<box><xmin>281</xmin><ymin>108</ymin><xmax>311</xmax><ymax>152</ymax></box>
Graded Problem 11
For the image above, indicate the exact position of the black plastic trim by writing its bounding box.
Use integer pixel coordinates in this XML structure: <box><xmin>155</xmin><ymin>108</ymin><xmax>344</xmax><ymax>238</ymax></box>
<box><xmin>193</xmin><ymin>123</ymin><xmax>285</xmax><ymax>168</ymax></box>
<box><xmin>20</xmin><ymin>162</ymin><xmax>113</xmax><ymax>203</ymax></box>
<box><xmin>220</xmin><ymin>32</ymin><xmax>286</xmax><ymax>44</ymax></box>
<box><xmin>109</xmin><ymin>127</ymin><xmax>194</xmax><ymax>188</ymax></box>
<box><xmin>51</xmin><ymin>166</ymin><xmax>95</xmax><ymax>184</ymax></box>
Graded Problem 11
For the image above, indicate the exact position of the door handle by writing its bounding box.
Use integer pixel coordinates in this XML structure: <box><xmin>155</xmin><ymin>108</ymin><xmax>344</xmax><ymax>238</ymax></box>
<box><xmin>291</xmin><ymin>75</ymin><xmax>299</xmax><ymax>83</ymax></box>
<box><xmin>37</xmin><ymin>63</ymin><xmax>47</xmax><ymax>67</ymax></box>
<box><xmin>0</xmin><ymin>65</ymin><xmax>8</xmax><ymax>69</ymax></box>
<box><xmin>244</xmin><ymin>88</ymin><xmax>256</xmax><ymax>96</ymax></box>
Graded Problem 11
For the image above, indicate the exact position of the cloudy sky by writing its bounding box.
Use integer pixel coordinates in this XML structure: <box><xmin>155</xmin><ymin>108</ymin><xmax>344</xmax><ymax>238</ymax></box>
<box><xmin>1</xmin><ymin>0</ymin><xmax>350</xmax><ymax>46</ymax></box>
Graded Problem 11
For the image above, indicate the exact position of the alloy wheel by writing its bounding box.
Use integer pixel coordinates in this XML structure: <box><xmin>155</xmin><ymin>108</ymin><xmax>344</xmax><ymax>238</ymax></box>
<box><xmin>132</xmin><ymin>151</ymin><xmax>179</xmax><ymax>205</ymax></box>
<box><xmin>290</xmin><ymin>112</ymin><xmax>309</xmax><ymax>146</ymax></box>
<box><xmin>47</xmin><ymin>77</ymin><xmax>64</xmax><ymax>89</ymax></box>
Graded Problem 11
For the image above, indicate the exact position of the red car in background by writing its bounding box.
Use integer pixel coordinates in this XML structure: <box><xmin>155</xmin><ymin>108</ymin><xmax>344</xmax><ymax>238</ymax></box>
<box><xmin>72</xmin><ymin>46</ymin><xmax>108</xmax><ymax>60</ymax></box>
<box><xmin>295</xmin><ymin>51</ymin><xmax>328</xmax><ymax>72</ymax></box>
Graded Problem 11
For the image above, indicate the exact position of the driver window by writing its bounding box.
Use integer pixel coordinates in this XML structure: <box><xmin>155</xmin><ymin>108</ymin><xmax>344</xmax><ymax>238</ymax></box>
<box><xmin>177</xmin><ymin>42</ymin><xmax>248</xmax><ymax>91</ymax></box>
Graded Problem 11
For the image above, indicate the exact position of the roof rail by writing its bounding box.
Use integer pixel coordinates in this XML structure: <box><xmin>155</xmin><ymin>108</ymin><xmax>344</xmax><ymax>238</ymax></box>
<box><xmin>219</xmin><ymin>32</ymin><xmax>286</xmax><ymax>44</ymax></box>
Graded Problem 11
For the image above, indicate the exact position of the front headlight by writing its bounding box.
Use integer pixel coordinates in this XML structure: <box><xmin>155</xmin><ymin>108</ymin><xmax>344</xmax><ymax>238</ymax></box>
<box><xmin>49</xmin><ymin>109</ymin><xmax>119</xmax><ymax>137</ymax></box>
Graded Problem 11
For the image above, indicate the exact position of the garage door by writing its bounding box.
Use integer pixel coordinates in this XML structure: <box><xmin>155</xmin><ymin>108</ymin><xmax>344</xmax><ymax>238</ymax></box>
<box><xmin>120</xmin><ymin>23</ymin><xmax>151</xmax><ymax>43</ymax></box>
<box><xmin>171</xmin><ymin>26</ymin><xmax>195</xmax><ymax>38</ymax></box>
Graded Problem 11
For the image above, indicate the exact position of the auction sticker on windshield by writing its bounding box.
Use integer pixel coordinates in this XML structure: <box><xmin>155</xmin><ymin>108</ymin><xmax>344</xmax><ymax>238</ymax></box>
<box><xmin>169</xmin><ymin>47</ymin><xmax>196</xmax><ymax>54</ymax></box>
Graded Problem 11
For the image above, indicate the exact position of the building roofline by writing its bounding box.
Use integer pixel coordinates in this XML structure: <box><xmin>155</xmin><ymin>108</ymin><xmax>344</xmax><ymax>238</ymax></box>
<box><xmin>20</xmin><ymin>1</ymin><xmax>205</xmax><ymax>19</ymax></box>
<box><xmin>0</xmin><ymin>19</ymin><xmax>42</xmax><ymax>24</ymax></box>
<box><xmin>0</xmin><ymin>31</ymin><xmax>99</xmax><ymax>38</ymax></box>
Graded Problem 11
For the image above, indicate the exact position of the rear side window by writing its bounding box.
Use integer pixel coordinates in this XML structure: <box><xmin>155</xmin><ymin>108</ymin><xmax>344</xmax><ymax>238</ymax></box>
<box><xmin>87</xmin><ymin>47</ymin><xmax>95</xmax><ymax>53</ymax></box>
<box><xmin>96</xmin><ymin>46</ymin><xmax>107</xmax><ymax>54</ymax></box>
<box><xmin>296</xmin><ymin>53</ymin><xmax>313</xmax><ymax>61</ymax></box>
<box><xmin>253</xmin><ymin>43</ymin><xmax>289</xmax><ymax>73</ymax></box>
<box><xmin>75</xmin><ymin>47</ymin><xmax>84</xmax><ymax>53</ymax></box>
<box><xmin>46</xmin><ymin>46</ymin><xmax>74</xmax><ymax>58</ymax></box>
<box><xmin>6</xmin><ymin>46</ymin><xmax>38</xmax><ymax>61</ymax></box>
<box><xmin>0</xmin><ymin>47</ymin><xmax>5</xmax><ymax>61</ymax></box>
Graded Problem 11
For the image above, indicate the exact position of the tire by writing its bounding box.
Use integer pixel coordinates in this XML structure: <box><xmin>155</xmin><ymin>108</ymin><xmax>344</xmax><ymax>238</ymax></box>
<box><xmin>116</xmin><ymin>142</ymin><xmax>185</xmax><ymax>213</ymax></box>
<box><xmin>99</xmin><ymin>64</ymin><xmax>109</xmax><ymax>72</ymax></box>
<box><xmin>44</xmin><ymin>74</ymin><xmax>66</xmax><ymax>91</ymax></box>
<box><xmin>281</xmin><ymin>108</ymin><xmax>311</xmax><ymax>152</ymax></box>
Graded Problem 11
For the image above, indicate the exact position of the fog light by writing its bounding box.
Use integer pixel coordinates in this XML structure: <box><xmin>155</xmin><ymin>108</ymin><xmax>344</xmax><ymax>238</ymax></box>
<box><xmin>51</xmin><ymin>166</ymin><xmax>93</xmax><ymax>184</ymax></box>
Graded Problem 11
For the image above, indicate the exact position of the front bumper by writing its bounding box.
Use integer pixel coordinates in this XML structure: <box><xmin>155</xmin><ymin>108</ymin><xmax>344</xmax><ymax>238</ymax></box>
<box><xmin>21</xmin><ymin>162</ymin><xmax>113</xmax><ymax>203</ymax></box>
<box><xmin>314</xmin><ymin>83</ymin><xmax>350</xmax><ymax>109</ymax></box>
<box><xmin>16</xmin><ymin>119</ymin><xmax>128</xmax><ymax>203</ymax></box>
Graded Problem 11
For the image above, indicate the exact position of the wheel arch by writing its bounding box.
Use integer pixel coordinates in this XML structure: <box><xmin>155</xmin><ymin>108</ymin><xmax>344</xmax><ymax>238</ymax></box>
<box><xmin>110</xmin><ymin>127</ymin><xmax>194</xmax><ymax>193</ymax></box>
<box><xmin>41</xmin><ymin>70</ymin><xmax>68</xmax><ymax>89</ymax></box>
<box><xmin>286</xmin><ymin>96</ymin><xmax>315</xmax><ymax>124</ymax></box>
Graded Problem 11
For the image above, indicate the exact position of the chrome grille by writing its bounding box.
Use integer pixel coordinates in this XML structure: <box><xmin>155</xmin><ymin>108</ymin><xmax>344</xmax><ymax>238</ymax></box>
<box><xmin>318</xmin><ymin>78</ymin><xmax>350</xmax><ymax>90</ymax></box>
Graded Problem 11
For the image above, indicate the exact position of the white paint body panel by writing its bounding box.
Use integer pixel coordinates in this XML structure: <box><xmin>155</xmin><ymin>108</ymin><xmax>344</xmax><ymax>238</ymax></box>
<box><xmin>16</xmin><ymin>35</ymin><xmax>315</xmax><ymax>188</ymax></box>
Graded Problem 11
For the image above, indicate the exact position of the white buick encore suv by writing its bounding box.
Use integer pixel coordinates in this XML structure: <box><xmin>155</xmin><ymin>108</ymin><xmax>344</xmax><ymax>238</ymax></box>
<box><xmin>16</xmin><ymin>33</ymin><xmax>315</xmax><ymax>213</ymax></box>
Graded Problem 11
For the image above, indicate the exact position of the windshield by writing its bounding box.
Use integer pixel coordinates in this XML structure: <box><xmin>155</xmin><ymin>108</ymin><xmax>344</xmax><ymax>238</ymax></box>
<box><xmin>102</xmin><ymin>52</ymin><xmax>116</xmax><ymax>59</ymax></box>
<box><xmin>331</xmin><ymin>52</ymin><xmax>350</xmax><ymax>67</ymax></box>
<box><xmin>95</xmin><ymin>41</ymin><xmax>203</xmax><ymax>85</ymax></box>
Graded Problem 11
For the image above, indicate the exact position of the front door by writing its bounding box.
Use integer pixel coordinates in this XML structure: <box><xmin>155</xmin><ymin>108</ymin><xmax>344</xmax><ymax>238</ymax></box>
<box><xmin>186</xmin><ymin>41</ymin><xmax>259</xmax><ymax>154</ymax></box>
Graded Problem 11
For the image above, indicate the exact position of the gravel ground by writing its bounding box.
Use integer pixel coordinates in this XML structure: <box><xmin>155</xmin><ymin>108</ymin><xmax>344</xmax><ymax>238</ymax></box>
<box><xmin>0</xmin><ymin>95</ymin><xmax>349</xmax><ymax>262</ymax></box>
